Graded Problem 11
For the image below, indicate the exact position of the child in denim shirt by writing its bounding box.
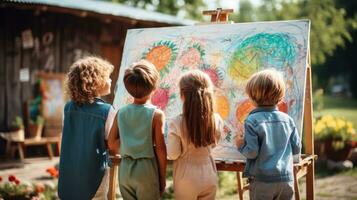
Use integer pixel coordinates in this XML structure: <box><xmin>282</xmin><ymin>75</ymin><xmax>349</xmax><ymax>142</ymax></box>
<box><xmin>236</xmin><ymin>69</ymin><xmax>301</xmax><ymax>200</ymax></box>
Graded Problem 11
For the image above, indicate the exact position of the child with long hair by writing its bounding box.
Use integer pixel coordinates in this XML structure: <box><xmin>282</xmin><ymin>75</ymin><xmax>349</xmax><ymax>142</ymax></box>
<box><xmin>236</xmin><ymin>69</ymin><xmax>301</xmax><ymax>200</ymax></box>
<box><xmin>108</xmin><ymin>60</ymin><xmax>167</xmax><ymax>199</ymax></box>
<box><xmin>58</xmin><ymin>56</ymin><xmax>116</xmax><ymax>200</ymax></box>
<box><xmin>167</xmin><ymin>70</ymin><xmax>224</xmax><ymax>200</ymax></box>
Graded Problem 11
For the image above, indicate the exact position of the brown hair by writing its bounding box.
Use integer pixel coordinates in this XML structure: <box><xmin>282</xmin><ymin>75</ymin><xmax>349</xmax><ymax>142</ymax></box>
<box><xmin>245</xmin><ymin>69</ymin><xmax>285</xmax><ymax>106</ymax></box>
<box><xmin>123</xmin><ymin>60</ymin><xmax>159</xmax><ymax>99</ymax></box>
<box><xmin>179</xmin><ymin>70</ymin><xmax>216</xmax><ymax>148</ymax></box>
<box><xmin>65</xmin><ymin>56</ymin><xmax>114</xmax><ymax>105</ymax></box>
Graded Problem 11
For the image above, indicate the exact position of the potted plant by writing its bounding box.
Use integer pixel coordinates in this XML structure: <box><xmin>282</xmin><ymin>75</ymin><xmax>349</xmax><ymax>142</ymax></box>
<box><xmin>314</xmin><ymin>115</ymin><xmax>357</xmax><ymax>161</ymax></box>
<box><xmin>28</xmin><ymin>116</ymin><xmax>45</xmax><ymax>140</ymax></box>
<box><xmin>0</xmin><ymin>174</ymin><xmax>58</xmax><ymax>200</ymax></box>
<box><xmin>7</xmin><ymin>116</ymin><xmax>25</xmax><ymax>141</ymax></box>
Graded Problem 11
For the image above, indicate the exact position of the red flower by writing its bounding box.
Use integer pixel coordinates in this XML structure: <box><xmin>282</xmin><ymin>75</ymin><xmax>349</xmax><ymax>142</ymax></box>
<box><xmin>0</xmin><ymin>176</ymin><xmax>2</xmax><ymax>182</ymax></box>
<box><xmin>8</xmin><ymin>175</ymin><xmax>16</xmax><ymax>182</ymax></box>
<box><xmin>46</xmin><ymin>167</ymin><xmax>59</xmax><ymax>178</ymax></box>
<box><xmin>14</xmin><ymin>179</ymin><xmax>20</xmax><ymax>185</ymax></box>
<box><xmin>35</xmin><ymin>183</ymin><xmax>45</xmax><ymax>193</ymax></box>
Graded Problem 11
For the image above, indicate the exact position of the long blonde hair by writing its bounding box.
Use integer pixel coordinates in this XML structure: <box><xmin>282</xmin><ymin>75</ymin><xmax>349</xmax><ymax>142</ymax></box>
<box><xmin>179</xmin><ymin>70</ymin><xmax>216</xmax><ymax>148</ymax></box>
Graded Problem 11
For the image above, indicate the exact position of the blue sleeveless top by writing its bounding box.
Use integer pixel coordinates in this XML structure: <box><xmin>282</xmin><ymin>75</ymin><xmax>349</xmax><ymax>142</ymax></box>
<box><xmin>58</xmin><ymin>99</ymin><xmax>111</xmax><ymax>200</ymax></box>
<box><xmin>118</xmin><ymin>104</ymin><xmax>156</xmax><ymax>159</ymax></box>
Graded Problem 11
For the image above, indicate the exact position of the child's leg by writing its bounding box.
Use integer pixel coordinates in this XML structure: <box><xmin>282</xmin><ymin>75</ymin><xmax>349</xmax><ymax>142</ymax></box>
<box><xmin>92</xmin><ymin>168</ymin><xmax>109</xmax><ymax>200</ymax></box>
<box><xmin>276</xmin><ymin>181</ymin><xmax>294</xmax><ymax>200</ymax></box>
<box><xmin>135</xmin><ymin>158</ymin><xmax>160</xmax><ymax>200</ymax></box>
<box><xmin>249</xmin><ymin>179</ymin><xmax>278</xmax><ymax>200</ymax></box>
<box><xmin>197</xmin><ymin>184</ymin><xmax>217</xmax><ymax>200</ymax></box>
<box><xmin>119</xmin><ymin>158</ymin><xmax>138</xmax><ymax>200</ymax></box>
<box><xmin>119</xmin><ymin>157</ymin><xmax>160</xmax><ymax>200</ymax></box>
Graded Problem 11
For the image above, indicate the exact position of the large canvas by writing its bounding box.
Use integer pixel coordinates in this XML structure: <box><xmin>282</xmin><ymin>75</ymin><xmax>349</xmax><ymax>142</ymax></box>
<box><xmin>113</xmin><ymin>20</ymin><xmax>310</xmax><ymax>161</ymax></box>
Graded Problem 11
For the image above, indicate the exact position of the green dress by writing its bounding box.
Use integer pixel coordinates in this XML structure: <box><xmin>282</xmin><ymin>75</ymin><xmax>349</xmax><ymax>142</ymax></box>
<box><xmin>118</xmin><ymin>104</ymin><xmax>160</xmax><ymax>200</ymax></box>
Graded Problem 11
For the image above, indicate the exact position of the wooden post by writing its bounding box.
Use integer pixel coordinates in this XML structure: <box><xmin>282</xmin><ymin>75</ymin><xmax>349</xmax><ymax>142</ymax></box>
<box><xmin>304</xmin><ymin>59</ymin><xmax>315</xmax><ymax>199</ymax></box>
<box><xmin>108</xmin><ymin>155</ymin><xmax>120</xmax><ymax>200</ymax></box>
<box><xmin>202</xmin><ymin>8</ymin><xmax>234</xmax><ymax>23</ymax></box>
<box><xmin>237</xmin><ymin>172</ymin><xmax>244</xmax><ymax>200</ymax></box>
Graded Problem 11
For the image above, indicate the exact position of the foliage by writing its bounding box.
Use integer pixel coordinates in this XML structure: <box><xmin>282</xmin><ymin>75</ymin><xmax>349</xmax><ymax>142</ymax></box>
<box><xmin>0</xmin><ymin>175</ymin><xmax>57</xmax><ymax>200</ymax></box>
<box><xmin>314</xmin><ymin>115</ymin><xmax>357</xmax><ymax>150</ymax></box>
<box><xmin>233</xmin><ymin>0</ymin><xmax>356</xmax><ymax>66</ymax></box>
<box><xmin>317</xmin><ymin>95</ymin><xmax>357</xmax><ymax>129</ymax></box>
<box><xmin>30</xmin><ymin>116</ymin><xmax>45</xmax><ymax>126</ymax></box>
<box><xmin>313</xmin><ymin>88</ymin><xmax>324</xmax><ymax>112</ymax></box>
<box><xmin>104</xmin><ymin>0</ymin><xmax>206</xmax><ymax>20</ymax></box>
<box><xmin>11</xmin><ymin>116</ymin><xmax>24</xmax><ymax>130</ymax></box>
<box><xmin>217</xmin><ymin>172</ymin><xmax>239</xmax><ymax>196</ymax></box>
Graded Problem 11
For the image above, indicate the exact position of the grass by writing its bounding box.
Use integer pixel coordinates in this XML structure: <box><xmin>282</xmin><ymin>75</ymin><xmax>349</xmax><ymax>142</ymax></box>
<box><xmin>314</xmin><ymin>95</ymin><xmax>357</xmax><ymax>128</ymax></box>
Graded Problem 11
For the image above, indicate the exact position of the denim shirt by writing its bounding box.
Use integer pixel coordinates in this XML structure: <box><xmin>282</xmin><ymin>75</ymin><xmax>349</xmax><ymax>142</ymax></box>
<box><xmin>238</xmin><ymin>106</ymin><xmax>301</xmax><ymax>182</ymax></box>
<box><xmin>58</xmin><ymin>99</ymin><xmax>111</xmax><ymax>200</ymax></box>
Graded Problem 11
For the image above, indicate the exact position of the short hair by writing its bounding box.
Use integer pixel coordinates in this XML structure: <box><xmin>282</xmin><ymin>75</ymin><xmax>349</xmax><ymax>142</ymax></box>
<box><xmin>65</xmin><ymin>56</ymin><xmax>114</xmax><ymax>105</ymax></box>
<box><xmin>245</xmin><ymin>69</ymin><xmax>285</xmax><ymax>106</ymax></box>
<box><xmin>123</xmin><ymin>60</ymin><xmax>159</xmax><ymax>98</ymax></box>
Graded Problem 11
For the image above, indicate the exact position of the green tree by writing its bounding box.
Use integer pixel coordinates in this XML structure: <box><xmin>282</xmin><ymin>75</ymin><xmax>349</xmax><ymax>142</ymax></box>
<box><xmin>106</xmin><ymin>0</ymin><xmax>206</xmax><ymax>20</ymax></box>
<box><xmin>256</xmin><ymin>0</ymin><xmax>355</xmax><ymax>66</ymax></box>
<box><xmin>231</xmin><ymin>0</ymin><xmax>256</xmax><ymax>22</ymax></box>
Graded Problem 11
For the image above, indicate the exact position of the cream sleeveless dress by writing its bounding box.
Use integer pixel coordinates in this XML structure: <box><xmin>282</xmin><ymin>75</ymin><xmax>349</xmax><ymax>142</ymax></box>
<box><xmin>167</xmin><ymin>114</ymin><xmax>224</xmax><ymax>200</ymax></box>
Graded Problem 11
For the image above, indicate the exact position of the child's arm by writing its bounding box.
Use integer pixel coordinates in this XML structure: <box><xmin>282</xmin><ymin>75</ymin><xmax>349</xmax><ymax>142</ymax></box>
<box><xmin>237</xmin><ymin>122</ymin><xmax>259</xmax><ymax>159</ymax></box>
<box><xmin>107</xmin><ymin>114</ymin><xmax>120</xmax><ymax>155</ymax></box>
<box><xmin>215</xmin><ymin>113</ymin><xmax>224</xmax><ymax>143</ymax></box>
<box><xmin>290</xmin><ymin>123</ymin><xmax>301</xmax><ymax>155</ymax></box>
<box><xmin>167</xmin><ymin>120</ymin><xmax>182</xmax><ymax>160</ymax></box>
<box><xmin>153</xmin><ymin>110</ymin><xmax>167</xmax><ymax>196</ymax></box>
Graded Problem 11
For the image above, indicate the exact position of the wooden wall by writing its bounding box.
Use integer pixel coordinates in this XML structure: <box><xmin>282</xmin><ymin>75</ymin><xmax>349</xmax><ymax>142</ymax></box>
<box><xmin>0</xmin><ymin>7</ymin><xmax>138</xmax><ymax>131</ymax></box>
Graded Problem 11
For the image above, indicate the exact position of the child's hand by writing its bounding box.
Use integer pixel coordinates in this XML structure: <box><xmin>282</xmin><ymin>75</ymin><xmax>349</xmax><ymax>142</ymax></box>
<box><xmin>159</xmin><ymin>180</ymin><xmax>166</xmax><ymax>197</ymax></box>
<box><xmin>235</xmin><ymin>133</ymin><xmax>244</xmax><ymax>148</ymax></box>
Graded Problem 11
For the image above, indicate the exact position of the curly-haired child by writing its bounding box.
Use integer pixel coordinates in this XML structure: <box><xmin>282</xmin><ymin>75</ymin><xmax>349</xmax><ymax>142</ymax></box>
<box><xmin>58</xmin><ymin>56</ymin><xmax>116</xmax><ymax>200</ymax></box>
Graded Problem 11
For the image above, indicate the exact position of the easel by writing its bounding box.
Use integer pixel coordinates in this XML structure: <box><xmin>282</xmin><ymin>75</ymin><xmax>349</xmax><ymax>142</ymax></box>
<box><xmin>201</xmin><ymin>8</ymin><xmax>317</xmax><ymax>200</ymax></box>
<box><xmin>108</xmin><ymin>8</ymin><xmax>317</xmax><ymax>200</ymax></box>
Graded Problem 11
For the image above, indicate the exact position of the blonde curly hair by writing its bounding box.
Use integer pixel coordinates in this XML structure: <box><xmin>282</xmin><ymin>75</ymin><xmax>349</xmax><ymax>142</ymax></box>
<box><xmin>65</xmin><ymin>56</ymin><xmax>114</xmax><ymax>105</ymax></box>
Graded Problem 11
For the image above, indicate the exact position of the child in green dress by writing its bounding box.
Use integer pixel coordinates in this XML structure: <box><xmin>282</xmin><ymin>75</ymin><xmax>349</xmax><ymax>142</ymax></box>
<box><xmin>108</xmin><ymin>60</ymin><xmax>167</xmax><ymax>199</ymax></box>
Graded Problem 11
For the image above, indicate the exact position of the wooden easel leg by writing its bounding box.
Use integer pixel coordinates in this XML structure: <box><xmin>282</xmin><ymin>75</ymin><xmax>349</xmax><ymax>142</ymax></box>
<box><xmin>294</xmin><ymin>169</ymin><xmax>300</xmax><ymax>200</ymax></box>
<box><xmin>46</xmin><ymin>143</ymin><xmax>54</xmax><ymax>159</ymax></box>
<box><xmin>237</xmin><ymin>171</ymin><xmax>244</xmax><ymax>200</ymax></box>
<box><xmin>17</xmin><ymin>143</ymin><xmax>24</xmax><ymax>161</ymax></box>
<box><xmin>5</xmin><ymin>140</ymin><xmax>11</xmax><ymax>158</ymax></box>
<box><xmin>304</xmin><ymin>64</ymin><xmax>315</xmax><ymax>200</ymax></box>
<box><xmin>306</xmin><ymin>160</ymin><xmax>315</xmax><ymax>200</ymax></box>
<box><xmin>108</xmin><ymin>165</ymin><xmax>119</xmax><ymax>200</ymax></box>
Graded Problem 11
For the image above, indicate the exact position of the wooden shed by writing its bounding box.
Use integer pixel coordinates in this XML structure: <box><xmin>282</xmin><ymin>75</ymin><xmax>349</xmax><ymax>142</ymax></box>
<box><xmin>0</xmin><ymin>0</ymin><xmax>194</xmax><ymax>133</ymax></box>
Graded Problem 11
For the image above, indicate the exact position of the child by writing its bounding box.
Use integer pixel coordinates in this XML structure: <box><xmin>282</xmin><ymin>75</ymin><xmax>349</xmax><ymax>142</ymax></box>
<box><xmin>167</xmin><ymin>70</ymin><xmax>224</xmax><ymax>200</ymax></box>
<box><xmin>58</xmin><ymin>56</ymin><xmax>116</xmax><ymax>200</ymax></box>
<box><xmin>108</xmin><ymin>60</ymin><xmax>167</xmax><ymax>199</ymax></box>
<box><xmin>236</xmin><ymin>69</ymin><xmax>301</xmax><ymax>200</ymax></box>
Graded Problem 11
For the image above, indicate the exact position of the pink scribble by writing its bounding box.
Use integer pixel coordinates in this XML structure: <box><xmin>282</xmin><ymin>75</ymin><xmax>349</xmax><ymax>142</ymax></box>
<box><xmin>180</xmin><ymin>48</ymin><xmax>202</xmax><ymax>68</ymax></box>
<box><xmin>151</xmin><ymin>88</ymin><xmax>170</xmax><ymax>110</ymax></box>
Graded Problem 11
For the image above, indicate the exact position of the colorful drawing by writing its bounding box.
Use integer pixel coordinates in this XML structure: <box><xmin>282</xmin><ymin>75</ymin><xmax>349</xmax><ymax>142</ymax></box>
<box><xmin>143</xmin><ymin>41</ymin><xmax>178</xmax><ymax>76</ymax></box>
<box><xmin>228</xmin><ymin>33</ymin><xmax>297</xmax><ymax>83</ymax></box>
<box><xmin>114</xmin><ymin>20</ymin><xmax>310</xmax><ymax>160</ymax></box>
<box><xmin>152</xmin><ymin>86</ymin><xmax>171</xmax><ymax>110</ymax></box>
<box><xmin>200</xmin><ymin>64</ymin><xmax>225</xmax><ymax>87</ymax></box>
<box><xmin>180</xmin><ymin>43</ymin><xmax>205</xmax><ymax>69</ymax></box>
<box><xmin>215</xmin><ymin>94</ymin><xmax>230</xmax><ymax>120</ymax></box>
<box><xmin>236</xmin><ymin>99</ymin><xmax>255</xmax><ymax>123</ymax></box>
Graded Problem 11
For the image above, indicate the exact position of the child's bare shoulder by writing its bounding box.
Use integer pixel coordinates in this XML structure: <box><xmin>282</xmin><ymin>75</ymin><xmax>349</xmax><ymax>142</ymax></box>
<box><xmin>153</xmin><ymin>109</ymin><xmax>165</xmax><ymax>123</ymax></box>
